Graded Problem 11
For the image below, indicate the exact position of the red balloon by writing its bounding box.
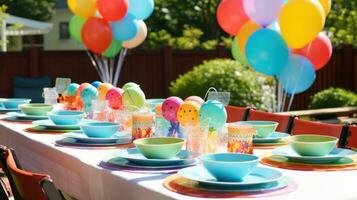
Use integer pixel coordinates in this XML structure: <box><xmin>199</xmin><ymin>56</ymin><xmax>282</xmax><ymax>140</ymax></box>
<box><xmin>217</xmin><ymin>0</ymin><xmax>249</xmax><ymax>35</ymax></box>
<box><xmin>294</xmin><ymin>33</ymin><xmax>332</xmax><ymax>70</ymax></box>
<box><xmin>82</xmin><ymin>17</ymin><xmax>112</xmax><ymax>54</ymax></box>
<box><xmin>97</xmin><ymin>0</ymin><xmax>129</xmax><ymax>21</ymax></box>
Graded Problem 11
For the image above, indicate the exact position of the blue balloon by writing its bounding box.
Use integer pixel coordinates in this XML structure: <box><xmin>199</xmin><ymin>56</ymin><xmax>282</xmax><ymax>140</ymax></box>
<box><xmin>112</xmin><ymin>13</ymin><xmax>139</xmax><ymax>41</ymax></box>
<box><xmin>91</xmin><ymin>81</ymin><xmax>102</xmax><ymax>88</ymax></box>
<box><xmin>278</xmin><ymin>54</ymin><xmax>316</xmax><ymax>94</ymax></box>
<box><xmin>199</xmin><ymin>100</ymin><xmax>227</xmax><ymax>130</ymax></box>
<box><xmin>66</xmin><ymin>83</ymin><xmax>79</xmax><ymax>96</ymax></box>
<box><xmin>128</xmin><ymin>0</ymin><xmax>154</xmax><ymax>20</ymax></box>
<box><xmin>246</xmin><ymin>29</ymin><xmax>289</xmax><ymax>76</ymax></box>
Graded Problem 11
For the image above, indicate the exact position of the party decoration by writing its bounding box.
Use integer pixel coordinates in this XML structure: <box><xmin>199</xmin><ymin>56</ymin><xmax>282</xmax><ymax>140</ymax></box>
<box><xmin>128</xmin><ymin>0</ymin><xmax>154</xmax><ymax>20</ymax></box>
<box><xmin>77</xmin><ymin>83</ymin><xmax>90</xmax><ymax>96</ymax></box>
<box><xmin>279</xmin><ymin>0</ymin><xmax>325</xmax><ymax>48</ymax></box>
<box><xmin>69</xmin><ymin>15</ymin><xmax>86</xmax><ymax>43</ymax></box>
<box><xmin>217</xmin><ymin>0</ymin><xmax>249</xmax><ymax>35</ymax></box>
<box><xmin>80</xmin><ymin>84</ymin><xmax>99</xmax><ymax>113</ymax></box>
<box><xmin>82</xmin><ymin>17</ymin><xmax>112</xmax><ymax>54</ymax></box>
<box><xmin>106</xmin><ymin>87</ymin><xmax>123</xmax><ymax>110</ymax></box>
<box><xmin>199</xmin><ymin>100</ymin><xmax>227</xmax><ymax>131</ymax></box>
<box><xmin>231</xmin><ymin>38</ymin><xmax>248</xmax><ymax>65</ymax></box>
<box><xmin>65</xmin><ymin>83</ymin><xmax>80</xmax><ymax>96</ymax></box>
<box><xmin>122</xmin><ymin>82</ymin><xmax>140</xmax><ymax>90</ymax></box>
<box><xmin>68</xmin><ymin>0</ymin><xmax>96</xmax><ymax>18</ymax></box>
<box><xmin>184</xmin><ymin>96</ymin><xmax>204</xmax><ymax>105</ymax></box>
<box><xmin>294</xmin><ymin>32</ymin><xmax>332</xmax><ymax>70</ymax></box>
<box><xmin>123</xmin><ymin>21</ymin><xmax>147</xmax><ymax>49</ymax></box>
<box><xmin>103</xmin><ymin>40</ymin><xmax>122</xmax><ymax>58</ymax></box>
<box><xmin>278</xmin><ymin>54</ymin><xmax>316</xmax><ymax>94</ymax></box>
<box><xmin>243</xmin><ymin>0</ymin><xmax>283</xmax><ymax>26</ymax></box>
<box><xmin>97</xmin><ymin>0</ymin><xmax>129</xmax><ymax>21</ymax></box>
<box><xmin>112</xmin><ymin>13</ymin><xmax>139</xmax><ymax>41</ymax></box>
<box><xmin>98</xmin><ymin>83</ymin><xmax>113</xmax><ymax>101</ymax></box>
<box><xmin>236</xmin><ymin>21</ymin><xmax>261</xmax><ymax>55</ymax></box>
<box><xmin>246</xmin><ymin>29</ymin><xmax>289</xmax><ymax>76</ymax></box>
<box><xmin>63</xmin><ymin>83</ymin><xmax>80</xmax><ymax>110</ymax></box>
<box><xmin>122</xmin><ymin>87</ymin><xmax>146</xmax><ymax>111</ymax></box>
<box><xmin>318</xmin><ymin>0</ymin><xmax>331</xmax><ymax>16</ymax></box>
<box><xmin>162</xmin><ymin>97</ymin><xmax>183</xmax><ymax>123</ymax></box>
<box><xmin>91</xmin><ymin>81</ymin><xmax>102</xmax><ymax>88</ymax></box>
<box><xmin>177</xmin><ymin>101</ymin><xmax>200</xmax><ymax>126</ymax></box>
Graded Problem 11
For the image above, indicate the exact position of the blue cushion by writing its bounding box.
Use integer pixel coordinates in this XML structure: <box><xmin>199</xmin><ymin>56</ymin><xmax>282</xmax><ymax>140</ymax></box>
<box><xmin>13</xmin><ymin>76</ymin><xmax>52</xmax><ymax>103</ymax></box>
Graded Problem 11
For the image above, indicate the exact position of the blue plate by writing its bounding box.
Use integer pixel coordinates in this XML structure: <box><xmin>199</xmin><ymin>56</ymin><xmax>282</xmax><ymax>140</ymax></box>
<box><xmin>33</xmin><ymin>120</ymin><xmax>81</xmax><ymax>130</ymax></box>
<box><xmin>0</xmin><ymin>108</ymin><xmax>21</xmax><ymax>113</ymax></box>
<box><xmin>55</xmin><ymin>137</ymin><xmax>131</xmax><ymax>147</ymax></box>
<box><xmin>7</xmin><ymin>112</ymin><xmax>48</xmax><ymax>120</ymax></box>
<box><xmin>272</xmin><ymin>146</ymin><xmax>357</xmax><ymax>164</ymax></box>
<box><xmin>253</xmin><ymin>132</ymin><xmax>289</xmax><ymax>143</ymax></box>
<box><xmin>62</xmin><ymin>131</ymin><xmax>130</xmax><ymax>144</ymax></box>
<box><xmin>105</xmin><ymin>157</ymin><xmax>198</xmax><ymax>169</ymax></box>
<box><xmin>113</xmin><ymin>148</ymin><xmax>199</xmax><ymax>166</ymax></box>
<box><xmin>178</xmin><ymin>165</ymin><xmax>282</xmax><ymax>186</ymax></box>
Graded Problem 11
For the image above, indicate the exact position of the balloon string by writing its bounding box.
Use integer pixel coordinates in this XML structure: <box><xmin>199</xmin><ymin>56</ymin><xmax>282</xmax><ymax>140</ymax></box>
<box><xmin>114</xmin><ymin>48</ymin><xmax>128</xmax><ymax>86</ymax></box>
<box><xmin>287</xmin><ymin>93</ymin><xmax>295</xmax><ymax>111</ymax></box>
<box><xmin>109</xmin><ymin>58</ymin><xmax>114</xmax><ymax>84</ymax></box>
<box><xmin>86</xmin><ymin>50</ymin><xmax>104</xmax><ymax>81</ymax></box>
<box><xmin>94</xmin><ymin>54</ymin><xmax>107</xmax><ymax>82</ymax></box>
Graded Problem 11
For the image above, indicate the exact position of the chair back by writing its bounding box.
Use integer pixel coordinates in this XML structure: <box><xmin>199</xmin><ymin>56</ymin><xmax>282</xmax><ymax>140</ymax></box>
<box><xmin>225</xmin><ymin>106</ymin><xmax>249</xmax><ymax>122</ymax></box>
<box><xmin>246</xmin><ymin>109</ymin><xmax>294</xmax><ymax>133</ymax></box>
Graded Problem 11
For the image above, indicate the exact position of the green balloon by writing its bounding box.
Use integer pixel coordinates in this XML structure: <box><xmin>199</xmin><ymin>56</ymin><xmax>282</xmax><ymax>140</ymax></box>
<box><xmin>231</xmin><ymin>38</ymin><xmax>248</xmax><ymax>65</ymax></box>
<box><xmin>122</xmin><ymin>87</ymin><xmax>146</xmax><ymax>112</ymax></box>
<box><xmin>69</xmin><ymin>15</ymin><xmax>86</xmax><ymax>43</ymax></box>
<box><xmin>102</xmin><ymin>40</ymin><xmax>122</xmax><ymax>58</ymax></box>
<box><xmin>122</xmin><ymin>82</ymin><xmax>140</xmax><ymax>91</ymax></box>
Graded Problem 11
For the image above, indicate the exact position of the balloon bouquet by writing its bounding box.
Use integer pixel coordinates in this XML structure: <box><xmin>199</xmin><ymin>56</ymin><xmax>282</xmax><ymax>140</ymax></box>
<box><xmin>218</xmin><ymin>0</ymin><xmax>333</xmax><ymax>111</ymax></box>
<box><xmin>67</xmin><ymin>0</ymin><xmax>154</xmax><ymax>86</ymax></box>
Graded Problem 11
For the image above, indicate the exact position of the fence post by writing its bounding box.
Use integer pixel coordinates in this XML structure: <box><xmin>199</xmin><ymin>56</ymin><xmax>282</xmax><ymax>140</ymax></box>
<box><xmin>162</xmin><ymin>45</ymin><xmax>173</xmax><ymax>96</ymax></box>
<box><xmin>217</xmin><ymin>44</ymin><xmax>226</xmax><ymax>58</ymax></box>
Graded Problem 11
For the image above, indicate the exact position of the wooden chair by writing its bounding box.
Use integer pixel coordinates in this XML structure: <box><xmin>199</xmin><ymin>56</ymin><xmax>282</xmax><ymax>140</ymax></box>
<box><xmin>246</xmin><ymin>109</ymin><xmax>295</xmax><ymax>133</ymax></box>
<box><xmin>290</xmin><ymin>118</ymin><xmax>349</xmax><ymax>147</ymax></box>
<box><xmin>340</xmin><ymin>125</ymin><xmax>357</xmax><ymax>149</ymax></box>
<box><xmin>0</xmin><ymin>146</ymin><xmax>64</xmax><ymax>200</ymax></box>
<box><xmin>225</xmin><ymin>106</ymin><xmax>249</xmax><ymax>122</ymax></box>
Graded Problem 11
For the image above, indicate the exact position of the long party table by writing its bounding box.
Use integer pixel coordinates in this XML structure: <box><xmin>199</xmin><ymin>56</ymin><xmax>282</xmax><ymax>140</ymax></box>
<box><xmin>0</xmin><ymin>118</ymin><xmax>357</xmax><ymax>200</ymax></box>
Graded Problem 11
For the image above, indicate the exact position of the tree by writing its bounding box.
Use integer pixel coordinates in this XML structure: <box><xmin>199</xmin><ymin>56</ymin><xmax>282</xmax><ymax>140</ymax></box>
<box><xmin>0</xmin><ymin>0</ymin><xmax>57</xmax><ymax>21</ymax></box>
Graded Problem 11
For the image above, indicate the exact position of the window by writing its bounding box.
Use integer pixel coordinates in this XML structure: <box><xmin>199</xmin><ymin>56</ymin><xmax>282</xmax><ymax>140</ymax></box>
<box><xmin>59</xmin><ymin>22</ymin><xmax>69</xmax><ymax>40</ymax></box>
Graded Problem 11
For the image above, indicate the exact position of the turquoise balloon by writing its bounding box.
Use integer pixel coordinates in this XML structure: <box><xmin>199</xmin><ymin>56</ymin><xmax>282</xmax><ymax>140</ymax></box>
<box><xmin>278</xmin><ymin>54</ymin><xmax>316</xmax><ymax>95</ymax></box>
<box><xmin>112</xmin><ymin>13</ymin><xmax>139</xmax><ymax>41</ymax></box>
<box><xmin>246</xmin><ymin>29</ymin><xmax>289</xmax><ymax>76</ymax></box>
<box><xmin>128</xmin><ymin>0</ymin><xmax>154</xmax><ymax>20</ymax></box>
<box><xmin>66</xmin><ymin>83</ymin><xmax>80</xmax><ymax>96</ymax></box>
<box><xmin>231</xmin><ymin>38</ymin><xmax>248</xmax><ymax>65</ymax></box>
<box><xmin>199</xmin><ymin>100</ymin><xmax>227</xmax><ymax>130</ymax></box>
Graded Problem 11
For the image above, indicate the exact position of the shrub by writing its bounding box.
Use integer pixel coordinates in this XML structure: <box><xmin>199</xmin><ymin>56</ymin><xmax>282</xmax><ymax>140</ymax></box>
<box><xmin>310</xmin><ymin>87</ymin><xmax>357</xmax><ymax>109</ymax></box>
<box><xmin>169</xmin><ymin>59</ymin><xmax>275</xmax><ymax>110</ymax></box>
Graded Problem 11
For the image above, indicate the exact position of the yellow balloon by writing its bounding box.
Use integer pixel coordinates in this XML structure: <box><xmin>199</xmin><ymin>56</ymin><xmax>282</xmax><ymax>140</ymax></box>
<box><xmin>236</xmin><ymin>21</ymin><xmax>261</xmax><ymax>55</ymax></box>
<box><xmin>68</xmin><ymin>0</ymin><xmax>96</xmax><ymax>18</ymax></box>
<box><xmin>318</xmin><ymin>0</ymin><xmax>331</xmax><ymax>16</ymax></box>
<box><xmin>177</xmin><ymin>101</ymin><xmax>200</xmax><ymax>126</ymax></box>
<box><xmin>98</xmin><ymin>83</ymin><xmax>113</xmax><ymax>101</ymax></box>
<box><xmin>279</xmin><ymin>0</ymin><xmax>325</xmax><ymax>49</ymax></box>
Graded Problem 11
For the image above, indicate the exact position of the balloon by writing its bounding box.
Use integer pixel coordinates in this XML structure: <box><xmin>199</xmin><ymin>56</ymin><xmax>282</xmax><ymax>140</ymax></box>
<box><xmin>268</xmin><ymin>21</ymin><xmax>280</xmax><ymax>32</ymax></box>
<box><xmin>80</xmin><ymin>85</ymin><xmax>98</xmax><ymax>113</ymax></box>
<box><xmin>103</xmin><ymin>40</ymin><xmax>122</xmax><ymax>58</ymax></box>
<box><xmin>65</xmin><ymin>83</ymin><xmax>80</xmax><ymax>96</ymax></box>
<box><xmin>231</xmin><ymin>38</ymin><xmax>248</xmax><ymax>65</ymax></box>
<box><xmin>123</xmin><ymin>21</ymin><xmax>147</xmax><ymax>49</ymax></box>
<box><xmin>128</xmin><ymin>0</ymin><xmax>154</xmax><ymax>20</ymax></box>
<box><xmin>278</xmin><ymin>54</ymin><xmax>316</xmax><ymax>94</ymax></box>
<box><xmin>77</xmin><ymin>83</ymin><xmax>90</xmax><ymax>96</ymax></box>
<box><xmin>69</xmin><ymin>15</ymin><xmax>86</xmax><ymax>43</ymax></box>
<box><xmin>91</xmin><ymin>81</ymin><xmax>102</xmax><ymax>88</ymax></box>
<box><xmin>177</xmin><ymin>101</ymin><xmax>200</xmax><ymax>126</ymax></box>
<box><xmin>294</xmin><ymin>32</ymin><xmax>332</xmax><ymax>70</ymax></box>
<box><xmin>318</xmin><ymin>0</ymin><xmax>331</xmax><ymax>16</ymax></box>
<box><xmin>236</xmin><ymin>21</ymin><xmax>261</xmax><ymax>55</ymax></box>
<box><xmin>185</xmin><ymin>96</ymin><xmax>204</xmax><ymax>105</ymax></box>
<box><xmin>122</xmin><ymin>82</ymin><xmax>140</xmax><ymax>90</ymax></box>
<box><xmin>82</xmin><ymin>17</ymin><xmax>112</xmax><ymax>54</ymax></box>
<box><xmin>98</xmin><ymin>83</ymin><xmax>113</xmax><ymax>100</ymax></box>
<box><xmin>243</xmin><ymin>0</ymin><xmax>283</xmax><ymax>26</ymax></box>
<box><xmin>246</xmin><ymin>29</ymin><xmax>289</xmax><ymax>76</ymax></box>
<box><xmin>217</xmin><ymin>0</ymin><xmax>249</xmax><ymax>35</ymax></box>
<box><xmin>97</xmin><ymin>0</ymin><xmax>128</xmax><ymax>21</ymax></box>
<box><xmin>199</xmin><ymin>100</ymin><xmax>227</xmax><ymax>130</ymax></box>
<box><xmin>122</xmin><ymin>87</ymin><xmax>146</xmax><ymax>111</ymax></box>
<box><xmin>106</xmin><ymin>87</ymin><xmax>123</xmax><ymax>109</ymax></box>
<box><xmin>112</xmin><ymin>13</ymin><xmax>139</xmax><ymax>41</ymax></box>
<box><xmin>279</xmin><ymin>0</ymin><xmax>325</xmax><ymax>48</ymax></box>
<box><xmin>162</xmin><ymin>97</ymin><xmax>183</xmax><ymax>123</ymax></box>
<box><xmin>68</xmin><ymin>0</ymin><xmax>96</xmax><ymax>18</ymax></box>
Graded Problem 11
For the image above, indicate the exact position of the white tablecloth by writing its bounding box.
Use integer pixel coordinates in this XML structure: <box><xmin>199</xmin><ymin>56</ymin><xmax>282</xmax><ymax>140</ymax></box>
<box><xmin>0</xmin><ymin>119</ymin><xmax>357</xmax><ymax>200</ymax></box>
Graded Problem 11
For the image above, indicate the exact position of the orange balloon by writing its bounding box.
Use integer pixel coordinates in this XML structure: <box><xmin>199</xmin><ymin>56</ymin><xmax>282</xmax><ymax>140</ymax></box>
<box><xmin>236</xmin><ymin>21</ymin><xmax>261</xmax><ymax>55</ymax></box>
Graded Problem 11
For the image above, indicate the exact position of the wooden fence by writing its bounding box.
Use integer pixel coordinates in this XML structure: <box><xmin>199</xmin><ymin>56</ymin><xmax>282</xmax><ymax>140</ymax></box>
<box><xmin>0</xmin><ymin>45</ymin><xmax>356</xmax><ymax>110</ymax></box>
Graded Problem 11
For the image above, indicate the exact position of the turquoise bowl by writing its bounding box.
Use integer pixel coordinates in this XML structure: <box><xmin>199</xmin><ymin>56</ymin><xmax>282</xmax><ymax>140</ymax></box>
<box><xmin>0</xmin><ymin>98</ymin><xmax>31</xmax><ymax>108</ymax></box>
<box><xmin>239</xmin><ymin>121</ymin><xmax>279</xmax><ymax>138</ymax></box>
<box><xmin>134</xmin><ymin>137</ymin><xmax>184</xmax><ymax>159</ymax></box>
<box><xmin>19</xmin><ymin>103</ymin><xmax>53</xmax><ymax>116</ymax></box>
<box><xmin>80</xmin><ymin>122</ymin><xmax>120</xmax><ymax>138</ymax></box>
<box><xmin>289</xmin><ymin>134</ymin><xmax>338</xmax><ymax>156</ymax></box>
<box><xmin>200</xmin><ymin>153</ymin><xmax>259</xmax><ymax>182</ymax></box>
<box><xmin>48</xmin><ymin>110</ymin><xmax>84</xmax><ymax>125</ymax></box>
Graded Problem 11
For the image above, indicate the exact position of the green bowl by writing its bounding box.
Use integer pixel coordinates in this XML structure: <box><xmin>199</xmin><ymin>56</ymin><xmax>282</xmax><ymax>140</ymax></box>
<box><xmin>238</xmin><ymin>121</ymin><xmax>279</xmax><ymax>138</ymax></box>
<box><xmin>19</xmin><ymin>103</ymin><xmax>53</xmax><ymax>116</ymax></box>
<box><xmin>289</xmin><ymin>134</ymin><xmax>338</xmax><ymax>156</ymax></box>
<box><xmin>134</xmin><ymin>137</ymin><xmax>185</xmax><ymax>159</ymax></box>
